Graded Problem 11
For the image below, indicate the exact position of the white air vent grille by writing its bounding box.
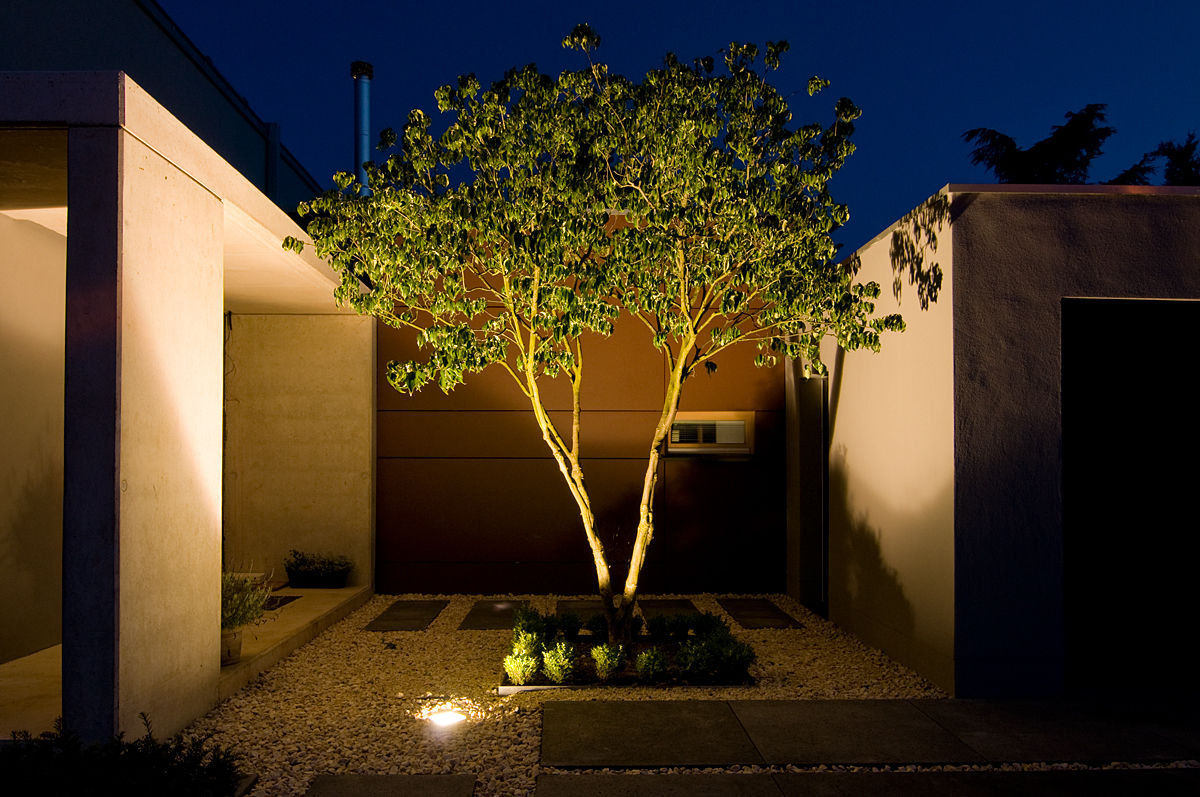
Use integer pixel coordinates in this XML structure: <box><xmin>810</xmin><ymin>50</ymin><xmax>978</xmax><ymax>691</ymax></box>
<box><xmin>666</xmin><ymin>411</ymin><xmax>754</xmax><ymax>455</ymax></box>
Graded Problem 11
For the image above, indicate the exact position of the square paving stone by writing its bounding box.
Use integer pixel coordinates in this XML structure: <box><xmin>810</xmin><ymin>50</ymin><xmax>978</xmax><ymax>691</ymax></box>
<box><xmin>304</xmin><ymin>774</ymin><xmax>476</xmax><ymax>796</ymax></box>
<box><xmin>556</xmin><ymin>599</ymin><xmax>607</xmax><ymax>619</ymax></box>
<box><xmin>363</xmin><ymin>599</ymin><xmax>448</xmax><ymax>631</ymax></box>
<box><xmin>773</xmin><ymin>769</ymin><xmax>1200</xmax><ymax>796</ymax></box>
<box><xmin>911</xmin><ymin>699</ymin><xmax>1195</xmax><ymax>764</ymax></box>
<box><xmin>729</xmin><ymin>700</ymin><xmax>985</xmax><ymax>765</ymax></box>
<box><xmin>637</xmin><ymin>598</ymin><xmax>698</xmax><ymax>618</ymax></box>
<box><xmin>716</xmin><ymin>598</ymin><xmax>803</xmax><ymax>629</ymax></box>
<box><xmin>537</xmin><ymin>773</ymin><xmax>783</xmax><ymax>796</ymax></box>
<box><xmin>541</xmin><ymin>700</ymin><xmax>764</xmax><ymax>767</ymax></box>
<box><xmin>458</xmin><ymin>599</ymin><xmax>528</xmax><ymax>630</ymax></box>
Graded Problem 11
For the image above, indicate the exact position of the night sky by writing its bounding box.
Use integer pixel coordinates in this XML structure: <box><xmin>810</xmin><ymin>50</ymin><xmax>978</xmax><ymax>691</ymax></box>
<box><xmin>158</xmin><ymin>0</ymin><xmax>1199</xmax><ymax>248</ymax></box>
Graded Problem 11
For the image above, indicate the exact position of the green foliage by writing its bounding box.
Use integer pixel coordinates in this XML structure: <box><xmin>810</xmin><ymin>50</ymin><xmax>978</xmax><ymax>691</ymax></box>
<box><xmin>284</xmin><ymin>549</ymin><xmax>352</xmax><ymax>576</ymax></box>
<box><xmin>503</xmin><ymin>651</ymin><xmax>541</xmax><ymax>685</ymax></box>
<box><xmin>645</xmin><ymin>614</ymin><xmax>670</xmax><ymax>642</ymax></box>
<box><xmin>220</xmin><ymin>572</ymin><xmax>271</xmax><ymax>630</ymax></box>
<box><xmin>635</xmin><ymin>647</ymin><xmax>667</xmax><ymax>682</ymax></box>
<box><xmin>542</xmin><ymin>640</ymin><xmax>575</xmax><ymax>684</ymax></box>
<box><xmin>677</xmin><ymin>632</ymin><xmax>756</xmax><ymax>683</ymax></box>
<box><xmin>666</xmin><ymin>613</ymin><xmax>693</xmax><ymax>640</ymax></box>
<box><xmin>559</xmin><ymin>612</ymin><xmax>583</xmax><ymax>640</ymax></box>
<box><xmin>691</xmin><ymin>611</ymin><xmax>727</xmax><ymax>639</ymax></box>
<box><xmin>584</xmin><ymin>612</ymin><xmax>609</xmax><ymax>638</ymax></box>
<box><xmin>510</xmin><ymin>630</ymin><xmax>543</xmax><ymax>658</ymax></box>
<box><xmin>590</xmin><ymin>643</ymin><xmax>625</xmax><ymax>682</ymax></box>
<box><xmin>0</xmin><ymin>715</ymin><xmax>243</xmax><ymax>797</ymax></box>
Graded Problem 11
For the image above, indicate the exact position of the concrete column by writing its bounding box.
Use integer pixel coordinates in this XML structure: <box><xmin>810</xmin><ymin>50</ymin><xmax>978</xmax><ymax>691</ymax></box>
<box><xmin>63</xmin><ymin>125</ymin><xmax>224</xmax><ymax>740</ymax></box>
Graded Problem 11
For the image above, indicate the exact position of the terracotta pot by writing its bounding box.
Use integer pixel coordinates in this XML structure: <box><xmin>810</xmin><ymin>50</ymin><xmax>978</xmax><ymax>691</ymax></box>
<box><xmin>220</xmin><ymin>628</ymin><xmax>243</xmax><ymax>666</ymax></box>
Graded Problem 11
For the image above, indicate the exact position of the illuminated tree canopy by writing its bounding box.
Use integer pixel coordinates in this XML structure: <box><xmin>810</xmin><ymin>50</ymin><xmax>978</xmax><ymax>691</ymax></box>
<box><xmin>286</xmin><ymin>24</ymin><xmax>903</xmax><ymax>637</ymax></box>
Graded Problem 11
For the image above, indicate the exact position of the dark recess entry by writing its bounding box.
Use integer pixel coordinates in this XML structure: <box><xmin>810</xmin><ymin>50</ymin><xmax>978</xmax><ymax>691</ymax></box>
<box><xmin>1062</xmin><ymin>298</ymin><xmax>1199</xmax><ymax>696</ymax></box>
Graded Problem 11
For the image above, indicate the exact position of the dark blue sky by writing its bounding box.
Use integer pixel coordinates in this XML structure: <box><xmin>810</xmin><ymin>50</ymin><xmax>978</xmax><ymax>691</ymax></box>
<box><xmin>159</xmin><ymin>0</ymin><xmax>1199</xmax><ymax>248</ymax></box>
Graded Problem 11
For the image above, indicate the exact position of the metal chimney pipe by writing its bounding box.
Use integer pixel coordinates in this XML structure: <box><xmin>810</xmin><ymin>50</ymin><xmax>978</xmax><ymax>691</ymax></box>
<box><xmin>351</xmin><ymin>61</ymin><xmax>373</xmax><ymax>193</ymax></box>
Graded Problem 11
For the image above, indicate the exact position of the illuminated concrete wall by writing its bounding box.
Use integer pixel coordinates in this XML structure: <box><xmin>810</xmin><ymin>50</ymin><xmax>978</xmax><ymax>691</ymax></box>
<box><xmin>820</xmin><ymin>210</ymin><xmax>956</xmax><ymax>692</ymax></box>
<box><xmin>223</xmin><ymin>314</ymin><xmax>375</xmax><ymax>586</ymax></box>
<box><xmin>0</xmin><ymin>205</ymin><xmax>65</xmax><ymax>665</ymax></box>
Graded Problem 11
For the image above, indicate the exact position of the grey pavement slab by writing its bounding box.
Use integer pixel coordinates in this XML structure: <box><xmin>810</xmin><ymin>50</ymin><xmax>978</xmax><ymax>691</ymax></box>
<box><xmin>716</xmin><ymin>598</ymin><xmax>803</xmax><ymax>629</ymax></box>
<box><xmin>556</xmin><ymin>599</ymin><xmax>606</xmax><ymax>618</ymax></box>
<box><xmin>912</xmin><ymin>699</ymin><xmax>1197</xmax><ymax>763</ymax></box>
<box><xmin>304</xmin><ymin>774</ymin><xmax>476</xmax><ymax>796</ymax></box>
<box><xmin>773</xmin><ymin>769</ymin><xmax>1200</xmax><ymax>796</ymax></box>
<box><xmin>363</xmin><ymin>599</ymin><xmax>448</xmax><ymax>631</ymax></box>
<box><xmin>637</xmin><ymin>598</ymin><xmax>698</xmax><ymax>618</ymax></box>
<box><xmin>730</xmin><ymin>700</ymin><xmax>985</xmax><ymax>765</ymax></box>
<box><xmin>537</xmin><ymin>773</ymin><xmax>783</xmax><ymax>796</ymax></box>
<box><xmin>541</xmin><ymin>700</ymin><xmax>764</xmax><ymax>767</ymax></box>
<box><xmin>457</xmin><ymin>599</ymin><xmax>528</xmax><ymax>630</ymax></box>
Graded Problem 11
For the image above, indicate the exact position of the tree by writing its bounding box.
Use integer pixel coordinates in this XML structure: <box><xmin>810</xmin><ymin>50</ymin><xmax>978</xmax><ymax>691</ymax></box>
<box><xmin>286</xmin><ymin>25</ymin><xmax>903</xmax><ymax>639</ymax></box>
<box><xmin>964</xmin><ymin>104</ymin><xmax>1200</xmax><ymax>185</ymax></box>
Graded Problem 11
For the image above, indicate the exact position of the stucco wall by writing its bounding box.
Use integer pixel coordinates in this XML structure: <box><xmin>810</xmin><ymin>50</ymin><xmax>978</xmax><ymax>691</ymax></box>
<box><xmin>822</xmin><ymin>211</ymin><xmax>956</xmax><ymax>692</ymax></box>
<box><xmin>223</xmin><ymin>314</ymin><xmax>375</xmax><ymax>587</ymax></box>
<box><xmin>950</xmin><ymin>189</ymin><xmax>1200</xmax><ymax>695</ymax></box>
<box><xmin>0</xmin><ymin>209</ymin><xmax>65</xmax><ymax>664</ymax></box>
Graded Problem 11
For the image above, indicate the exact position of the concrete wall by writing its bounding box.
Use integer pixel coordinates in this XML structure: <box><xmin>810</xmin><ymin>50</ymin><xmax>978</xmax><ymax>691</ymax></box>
<box><xmin>223</xmin><ymin>314</ymin><xmax>375</xmax><ymax>586</ymax></box>
<box><xmin>950</xmin><ymin>188</ymin><xmax>1200</xmax><ymax>695</ymax></box>
<box><xmin>376</xmin><ymin>314</ymin><xmax>786</xmax><ymax>594</ymax></box>
<box><xmin>820</xmin><ymin>213</ymin><xmax>956</xmax><ymax>692</ymax></box>
<box><xmin>0</xmin><ymin>207</ymin><xmax>65</xmax><ymax>664</ymax></box>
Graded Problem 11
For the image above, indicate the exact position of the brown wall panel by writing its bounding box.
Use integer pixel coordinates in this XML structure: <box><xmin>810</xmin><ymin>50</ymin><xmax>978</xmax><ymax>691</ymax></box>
<box><xmin>679</xmin><ymin>347</ymin><xmax>785</xmax><ymax>411</ymax></box>
<box><xmin>378</xmin><ymin>410</ymin><xmax>567</xmax><ymax>459</ymax></box>
<box><xmin>578</xmin><ymin>315</ymin><xmax>665</xmax><ymax>411</ymax></box>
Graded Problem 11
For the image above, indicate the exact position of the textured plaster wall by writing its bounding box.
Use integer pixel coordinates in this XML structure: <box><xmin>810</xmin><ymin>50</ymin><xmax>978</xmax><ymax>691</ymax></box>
<box><xmin>0</xmin><ymin>210</ymin><xmax>65</xmax><ymax>664</ymax></box>
<box><xmin>112</xmin><ymin>131</ymin><xmax>225</xmax><ymax>735</ymax></box>
<box><xmin>822</xmin><ymin>214</ymin><xmax>956</xmax><ymax>692</ymax></box>
<box><xmin>223</xmin><ymin>314</ymin><xmax>375</xmax><ymax>587</ymax></box>
<box><xmin>950</xmin><ymin>190</ymin><xmax>1200</xmax><ymax>695</ymax></box>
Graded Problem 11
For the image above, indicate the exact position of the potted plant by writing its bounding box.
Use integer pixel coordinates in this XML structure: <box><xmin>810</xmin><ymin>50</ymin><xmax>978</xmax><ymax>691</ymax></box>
<box><xmin>283</xmin><ymin>549</ymin><xmax>353</xmax><ymax>588</ymax></box>
<box><xmin>220</xmin><ymin>571</ymin><xmax>272</xmax><ymax>666</ymax></box>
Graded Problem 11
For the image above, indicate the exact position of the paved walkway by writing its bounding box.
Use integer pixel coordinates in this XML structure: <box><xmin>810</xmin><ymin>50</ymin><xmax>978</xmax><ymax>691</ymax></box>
<box><xmin>303</xmin><ymin>698</ymin><xmax>1200</xmax><ymax>795</ymax></box>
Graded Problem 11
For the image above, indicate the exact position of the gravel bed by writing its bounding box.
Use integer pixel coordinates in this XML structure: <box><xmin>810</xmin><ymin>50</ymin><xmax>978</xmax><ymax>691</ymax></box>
<box><xmin>187</xmin><ymin>593</ymin><xmax>948</xmax><ymax>796</ymax></box>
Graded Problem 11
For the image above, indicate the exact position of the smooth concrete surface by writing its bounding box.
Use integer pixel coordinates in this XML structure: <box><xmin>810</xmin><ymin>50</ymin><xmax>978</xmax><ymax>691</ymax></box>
<box><xmin>541</xmin><ymin>701</ymin><xmax>765</xmax><ymax>767</ymax></box>
<box><xmin>0</xmin><ymin>203</ymin><xmax>65</xmax><ymax>665</ymax></box>
<box><xmin>304</xmin><ymin>774</ymin><xmax>477</xmax><ymax>796</ymax></box>
<box><xmin>0</xmin><ymin>644</ymin><xmax>60</xmax><ymax>736</ymax></box>
<box><xmin>223</xmin><ymin>314</ymin><xmax>376</xmax><ymax>588</ymax></box>
<box><xmin>457</xmin><ymin>599</ymin><xmax>530</xmax><ymax>630</ymax></box>
<box><xmin>820</xmin><ymin>198</ymin><xmax>956</xmax><ymax>694</ymax></box>
<box><xmin>716</xmin><ymin>598</ymin><xmax>803</xmax><ymax>629</ymax></box>
<box><xmin>363</xmin><ymin>598</ymin><xmax>448</xmax><ymax>631</ymax></box>
<box><xmin>537</xmin><ymin>774</ymin><xmax>782</xmax><ymax>796</ymax></box>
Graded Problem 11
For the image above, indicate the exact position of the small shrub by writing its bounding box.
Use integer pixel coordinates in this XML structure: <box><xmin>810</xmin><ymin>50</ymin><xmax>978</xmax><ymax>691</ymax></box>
<box><xmin>630</xmin><ymin>615</ymin><xmax>645</xmax><ymax>637</ymax></box>
<box><xmin>677</xmin><ymin>634</ymin><xmax>756</xmax><ymax>683</ymax></box>
<box><xmin>503</xmin><ymin>651</ymin><xmax>540</xmax><ymax>685</ymax></box>
<box><xmin>646</xmin><ymin>614</ymin><xmax>670</xmax><ymax>642</ymax></box>
<box><xmin>513</xmin><ymin>607</ymin><xmax>559</xmax><ymax>644</ymax></box>
<box><xmin>0</xmin><ymin>714</ymin><xmax>244</xmax><ymax>797</ymax></box>
<box><xmin>590</xmin><ymin>643</ymin><xmax>624</xmax><ymax>682</ymax></box>
<box><xmin>510</xmin><ymin>630</ymin><xmax>542</xmax><ymax>658</ymax></box>
<box><xmin>284</xmin><ymin>549</ymin><xmax>352</xmax><ymax>587</ymax></box>
<box><xmin>220</xmin><ymin>572</ymin><xmax>271</xmax><ymax>630</ymax></box>
<box><xmin>635</xmin><ymin>647</ymin><xmax>667</xmax><ymax>682</ymax></box>
<box><xmin>542</xmin><ymin>640</ymin><xmax>575</xmax><ymax>684</ymax></box>
<box><xmin>559</xmin><ymin>612</ymin><xmax>583</xmax><ymax>640</ymax></box>
<box><xmin>666</xmin><ymin>613</ymin><xmax>692</xmax><ymax>640</ymax></box>
<box><xmin>584</xmin><ymin>612</ymin><xmax>608</xmax><ymax>638</ymax></box>
<box><xmin>691</xmin><ymin>611</ymin><xmax>728</xmax><ymax>639</ymax></box>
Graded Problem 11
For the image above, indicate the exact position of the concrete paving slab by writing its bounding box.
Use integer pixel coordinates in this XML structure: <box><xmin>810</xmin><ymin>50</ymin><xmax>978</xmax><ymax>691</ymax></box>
<box><xmin>304</xmin><ymin>774</ymin><xmax>476</xmax><ymax>796</ymax></box>
<box><xmin>364</xmin><ymin>599</ymin><xmax>448</xmax><ymax>631</ymax></box>
<box><xmin>716</xmin><ymin>598</ymin><xmax>803</xmax><ymax>629</ymax></box>
<box><xmin>537</xmin><ymin>773</ymin><xmax>783</xmax><ymax>796</ymax></box>
<box><xmin>638</xmin><ymin>598</ymin><xmax>698</xmax><ymax>618</ymax></box>
<box><xmin>542</xmin><ymin>700</ymin><xmax>764</xmax><ymax>767</ymax></box>
<box><xmin>556</xmin><ymin>599</ymin><xmax>606</xmax><ymax>618</ymax></box>
<box><xmin>730</xmin><ymin>700</ymin><xmax>985</xmax><ymax>765</ymax></box>
<box><xmin>912</xmin><ymin>700</ymin><xmax>1196</xmax><ymax>763</ymax></box>
<box><xmin>773</xmin><ymin>769</ymin><xmax>1200</xmax><ymax>796</ymax></box>
<box><xmin>458</xmin><ymin>599</ymin><xmax>528</xmax><ymax>630</ymax></box>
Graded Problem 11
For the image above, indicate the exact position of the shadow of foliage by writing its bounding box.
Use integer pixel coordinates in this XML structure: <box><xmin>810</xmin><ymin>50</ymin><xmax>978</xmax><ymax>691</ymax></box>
<box><xmin>888</xmin><ymin>193</ymin><xmax>949</xmax><ymax>310</ymax></box>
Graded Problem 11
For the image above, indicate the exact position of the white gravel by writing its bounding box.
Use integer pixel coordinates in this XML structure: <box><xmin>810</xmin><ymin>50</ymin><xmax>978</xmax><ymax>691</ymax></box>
<box><xmin>186</xmin><ymin>593</ymin><xmax>948</xmax><ymax>796</ymax></box>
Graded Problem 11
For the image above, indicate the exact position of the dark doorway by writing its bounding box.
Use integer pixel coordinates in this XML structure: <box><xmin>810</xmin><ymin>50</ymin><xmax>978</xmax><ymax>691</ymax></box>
<box><xmin>1062</xmin><ymin>298</ymin><xmax>1199</xmax><ymax>696</ymax></box>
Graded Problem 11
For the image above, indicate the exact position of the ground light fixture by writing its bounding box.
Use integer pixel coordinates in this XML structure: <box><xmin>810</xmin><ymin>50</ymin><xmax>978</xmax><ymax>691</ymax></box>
<box><xmin>413</xmin><ymin>695</ymin><xmax>480</xmax><ymax>727</ymax></box>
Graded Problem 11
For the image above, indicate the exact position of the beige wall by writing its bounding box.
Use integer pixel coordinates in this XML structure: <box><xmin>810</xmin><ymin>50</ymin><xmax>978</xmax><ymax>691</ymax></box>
<box><xmin>223</xmin><ymin>314</ymin><xmax>375</xmax><ymax>586</ymax></box>
<box><xmin>821</xmin><ymin>212</ymin><xmax>956</xmax><ymax>692</ymax></box>
<box><xmin>112</xmin><ymin>131</ymin><xmax>225</xmax><ymax>734</ymax></box>
<box><xmin>0</xmin><ymin>209</ymin><xmax>65</xmax><ymax>664</ymax></box>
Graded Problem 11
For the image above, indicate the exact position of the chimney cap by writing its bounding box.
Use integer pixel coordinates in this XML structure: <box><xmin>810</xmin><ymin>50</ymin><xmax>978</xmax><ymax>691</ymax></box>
<box><xmin>351</xmin><ymin>61</ymin><xmax>374</xmax><ymax>79</ymax></box>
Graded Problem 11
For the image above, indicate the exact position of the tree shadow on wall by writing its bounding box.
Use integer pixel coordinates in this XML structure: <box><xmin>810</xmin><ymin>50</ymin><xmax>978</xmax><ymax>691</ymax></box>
<box><xmin>826</xmin><ymin>458</ymin><xmax>916</xmax><ymax>641</ymax></box>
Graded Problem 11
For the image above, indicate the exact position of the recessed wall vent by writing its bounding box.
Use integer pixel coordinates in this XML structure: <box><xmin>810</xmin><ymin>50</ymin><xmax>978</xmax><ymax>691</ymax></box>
<box><xmin>667</xmin><ymin>411</ymin><xmax>754</xmax><ymax>455</ymax></box>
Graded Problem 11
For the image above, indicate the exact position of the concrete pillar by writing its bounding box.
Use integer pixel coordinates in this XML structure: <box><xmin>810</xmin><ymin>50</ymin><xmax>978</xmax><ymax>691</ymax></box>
<box><xmin>63</xmin><ymin>125</ymin><xmax>223</xmax><ymax>740</ymax></box>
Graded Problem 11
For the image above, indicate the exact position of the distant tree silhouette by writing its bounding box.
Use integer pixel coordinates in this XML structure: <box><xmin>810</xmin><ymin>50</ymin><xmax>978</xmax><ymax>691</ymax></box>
<box><xmin>964</xmin><ymin>104</ymin><xmax>1199</xmax><ymax>186</ymax></box>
